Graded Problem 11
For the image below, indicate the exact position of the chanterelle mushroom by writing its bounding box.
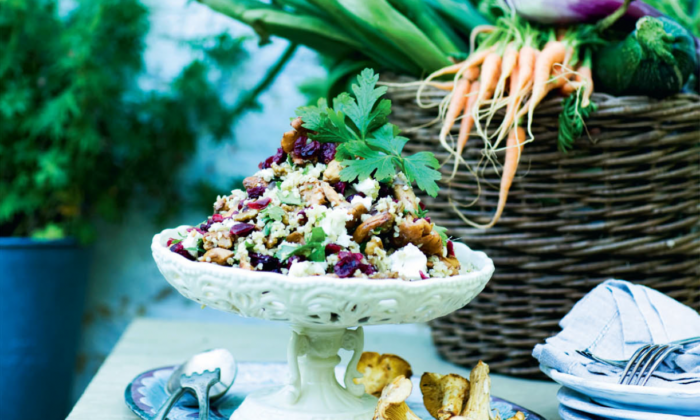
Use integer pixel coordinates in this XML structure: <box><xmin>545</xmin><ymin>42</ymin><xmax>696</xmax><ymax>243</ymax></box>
<box><xmin>353</xmin><ymin>212</ymin><xmax>394</xmax><ymax>243</ymax></box>
<box><xmin>420</xmin><ymin>372</ymin><xmax>470</xmax><ymax>420</ymax></box>
<box><xmin>281</xmin><ymin>117</ymin><xmax>305</xmax><ymax>153</ymax></box>
<box><xmin>300</xmin><ymin>180</ymin><xmax>327</xmax><ymax>206</ymax></box>
<box><xmin>321</xmin><ymin>182</ymin><xmax>347</xmax><ymax>207</ymax></box>
<box><xmin>460</xmin><ymin>361</ymin><xmax>491</xmax><ymax>420</ymax></box>
<box><xmin>354</xmin><ymin>352</ymin><xmax>412</xmax><ymax>397</ymax></box>
<box><xmin>373</xmin><ymin>376</ymin><xmax>421</xmax><ymax>420</ymax></box>
<box><xmin>393</xmin><ymin>176</ymin><xmax>419</xmax><ymax>214</ymax></box>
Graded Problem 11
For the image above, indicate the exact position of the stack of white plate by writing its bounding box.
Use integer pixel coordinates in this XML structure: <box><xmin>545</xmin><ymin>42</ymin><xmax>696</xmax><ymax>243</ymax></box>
<box><xmin>540</xmin><ymin>365</ymin><xmax>700</xmax><ymax>420</ymax></box>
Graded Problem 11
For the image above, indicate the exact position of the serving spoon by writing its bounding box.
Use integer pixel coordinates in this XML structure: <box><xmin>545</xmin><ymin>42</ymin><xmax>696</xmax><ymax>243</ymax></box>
<box><xmin>154</xmin><ymin>348</ymin><xmax>237</xmax><ymax>420</ymax></box>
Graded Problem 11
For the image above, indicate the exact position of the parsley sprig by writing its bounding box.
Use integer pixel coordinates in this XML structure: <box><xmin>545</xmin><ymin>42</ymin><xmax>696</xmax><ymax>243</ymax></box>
<box><xmin>295</xmin><ymin>69</ymin><xmax>441</xmax><ymax>197</ymax></box>
<box><xmin>275</xmin><ymin>227</ymin><xmax>327</xmax><ymax>262</ymax></box>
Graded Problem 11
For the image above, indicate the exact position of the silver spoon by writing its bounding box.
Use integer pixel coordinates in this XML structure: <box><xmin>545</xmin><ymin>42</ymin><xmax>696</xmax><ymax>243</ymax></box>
<box><xmin>154</xmin><ymin>349</ymin><xmax>237</xmax><ymax>420</ymax></box>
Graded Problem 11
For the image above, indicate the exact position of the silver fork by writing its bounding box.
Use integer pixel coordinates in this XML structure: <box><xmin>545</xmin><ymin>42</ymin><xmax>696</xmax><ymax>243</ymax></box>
<box><xmin>575</xmin><ymin>336</ymin><xmax>700</xmax><ymax>386</ymax></box>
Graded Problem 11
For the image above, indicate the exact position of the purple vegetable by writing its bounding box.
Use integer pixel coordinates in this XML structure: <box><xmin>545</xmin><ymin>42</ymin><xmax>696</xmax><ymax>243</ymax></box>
<box><xmin>506</xmin><ymin>0</ymin><xmax>661</xmax><ymax>25</ymax></box>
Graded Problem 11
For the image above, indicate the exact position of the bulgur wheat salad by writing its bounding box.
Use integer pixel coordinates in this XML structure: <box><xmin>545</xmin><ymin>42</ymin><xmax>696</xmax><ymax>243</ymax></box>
<box><xmin>165</xmin><ymin>69</ymin><xmax>473</xmax><ymax>280</ymax></box>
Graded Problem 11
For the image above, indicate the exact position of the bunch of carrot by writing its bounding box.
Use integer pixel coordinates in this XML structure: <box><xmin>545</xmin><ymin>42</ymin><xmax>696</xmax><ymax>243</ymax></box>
<box><xmin>418</xmin><ymin>17</ymin><xmax>595</xmax><ymax>229</ymax></box>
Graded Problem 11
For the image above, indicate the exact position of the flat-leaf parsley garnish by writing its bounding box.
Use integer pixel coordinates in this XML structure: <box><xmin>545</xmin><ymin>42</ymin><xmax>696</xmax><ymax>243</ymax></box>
<box><xmin>295</xmin><ymin>68</ymin><xmax>442</xmax><ymax>197</ymax></box>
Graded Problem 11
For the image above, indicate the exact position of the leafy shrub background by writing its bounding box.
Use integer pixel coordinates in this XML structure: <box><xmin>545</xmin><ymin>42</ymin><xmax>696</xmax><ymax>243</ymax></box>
<box><xmin>0</xmin><ymin>0</ymin><xmax>245</xmax><ymax>241</ymax></box>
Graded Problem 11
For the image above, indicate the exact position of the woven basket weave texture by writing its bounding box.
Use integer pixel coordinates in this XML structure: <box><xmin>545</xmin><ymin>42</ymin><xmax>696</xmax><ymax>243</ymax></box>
<box><xmin>385</xmin><ymin>75</ymin><xmax>700</xmax><ymax>377</ymax></box>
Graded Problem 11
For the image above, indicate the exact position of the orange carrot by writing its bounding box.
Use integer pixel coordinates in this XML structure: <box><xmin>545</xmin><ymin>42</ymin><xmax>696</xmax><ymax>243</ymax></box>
<box><xmin>482</xmin><ymin>126</ymin><xmax>525</xmax><ymax>228</ymax></box>
<box><xmin>475</xmin><ymin>51</ymin><xmax>502</xmax><ymax>104</ymax></box>
<box><xmin>577</xmin><ymin>65</ymin><xmax>593</xmax><ymax>107</ymax></box>
<box><xmin>455</xmin><ymin>80</ymin><xmax>481</xmax><ymax>157</ymax></box>
<box><xmin>439</xmin><ymin>77</ymin><xmax>470</xmax><ymax>154</ymax></box>
<box><xmin>495</xmin><ymin>46</ymin><xmax>536</xmax><ymax>146</ymax></box>
<box><xmin>428</xmin><ymin>81</ymin><xmax>456</xmax><ymax>91</ymax></box>
<box><xmin>520</xmin><ymin>41</ymin><xmax>566</xmax><ymax>123</ymax></box>
<box><xmin>488</xmin><ymin>43</ymin><xmax>519</xmax><ymax>115</ymax></box>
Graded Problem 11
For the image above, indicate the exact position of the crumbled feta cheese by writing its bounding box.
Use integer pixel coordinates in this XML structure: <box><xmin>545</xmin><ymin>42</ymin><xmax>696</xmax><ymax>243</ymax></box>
<box><xmin>351</xmin><ymin>195</ymin><xmax>373</xmax><ymax>211</ymax></box>
<box><xmin>208</xmin><ymin>222</ymin><xmax>227</xmax><ymax>232</ymax></box>
<box><xmin>231</xmin><ymin>189</ymin><xmax>246</xmax><ymax>199</ymax></box>
<box><xmin>255</xmin><ymin>168</ymin><xmax>275</xmax><ymax>182</ymax></box>
<box><xmin>354</xmin><ymin>178</ymin><xmax>380</xmax><ymax>200</ymax></box>
<box><xmin>319</xmin><ymin>206</ymin><xmax>352</xmax><ymax>243</ymax></box>
<box><xmin>182</xmin><ymin>230</ymin><xmax>203</xmax><ymax>257</ymax></box>
<box><xmin>288</xmin><ymin>261</ymin><xmax>328</xmax><ymax>277</ymax></box>
<box><xmin>389</xmin><ymin>243</ymin><xmax>427</xmax><ymax>281</ymax></box>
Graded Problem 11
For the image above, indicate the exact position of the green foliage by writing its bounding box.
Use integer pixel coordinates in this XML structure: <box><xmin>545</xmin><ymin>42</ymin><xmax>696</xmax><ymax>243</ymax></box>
<box><xmin>0</xmin><ymin>0</ymin><xmax>247</xmax><ymax>241</ymax></box>
<box><xmin>275</xmin><ymin>227</ymin><xmax>327</xmax><ymax>262</ymax></box>
<box><xmin>300</xmin><ymin>69</ymin><xmax>442</xmax><ymax>197</ymax></box>
<box><xmin>558</xmin><ymin>94</ymin><xmax>597</xmax><ymax>153</ymax></box>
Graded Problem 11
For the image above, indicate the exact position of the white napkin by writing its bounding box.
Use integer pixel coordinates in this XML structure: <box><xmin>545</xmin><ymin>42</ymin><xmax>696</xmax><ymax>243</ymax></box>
<box><xmin>533</xmin><ymin>279</ymin><xmax>700</xmax><ymax>389</ymax></box>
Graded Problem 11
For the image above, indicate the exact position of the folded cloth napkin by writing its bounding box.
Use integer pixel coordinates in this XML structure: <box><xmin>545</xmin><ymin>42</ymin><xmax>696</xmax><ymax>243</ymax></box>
<box><xmin>533</xmin><ymin>279</ymin><xmax>700</xmax><ymax>389</ymax></box>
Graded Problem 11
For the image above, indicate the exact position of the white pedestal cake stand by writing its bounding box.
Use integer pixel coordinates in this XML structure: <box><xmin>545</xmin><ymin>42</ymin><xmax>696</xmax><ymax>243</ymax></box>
<box><xmin>152</xmin><ymin>227</ymin><xmax>494</xmax><ymax>420</ymax></box>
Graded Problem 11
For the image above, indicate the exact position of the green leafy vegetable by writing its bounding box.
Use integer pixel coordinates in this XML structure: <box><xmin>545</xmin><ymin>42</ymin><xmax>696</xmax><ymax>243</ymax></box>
<box><xmin>275</xmin><ymin>227</ymin><xmax>328</xmax><ymax>262</ymax></box>
<box><xmin>261</xmin><ymin>205</ymin><xmax>285</xmax><ymax>222</ymax></box>
<box><xmin>297</xmin><ymin>69</ymin><xmax>442</xmax><ymax>197</ymax></box>
<box><xmin>558</xmin><ymin>94</ymin><xmax>597</xmax><ymax>153</ymax></box>
<box><xmin>277</xmin><ymin>190</ymin><xmax>303</xmax><ymax>205</ymax></box>
<box><xmin>433</xmin><ymin>224</ymin><xmax>449</xmax><ymax>246</ymax></box>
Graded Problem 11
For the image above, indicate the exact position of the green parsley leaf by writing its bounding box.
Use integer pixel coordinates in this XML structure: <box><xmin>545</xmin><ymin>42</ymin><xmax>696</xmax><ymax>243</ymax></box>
<box><xmin>415</xmin><ymin>206</ymin><xmax>429</xmax><ymax>219</ymax></box>
<box><xmin>275</xmin><ymin>243</ymin><xmax>300</xmax><ymax>261</ymax></box>
<box><xmin>339</xmin><ymin>141</ymin><xmax>398</xmax><ymax>183</ymax></box>
<box><xmin>403</xmin><ymin>152</ymin><xmax>442</xmax><ymax>198</ymax></box>
<box><xmin>334</xmin><ymin>69</ymin><xmax>390</xmax><ymax>139</ymax></box>
<box><xmin>367</xmin><ymin>124</ymin><xmax>408</xmax><ymax>156</ymax></box>
<box><xmin>261</xmin><ymin>205</ymin><xmax>285</xmax><ymax>222</ymax></box>
<box><xmin>308</xmin><ymin>227</ymin><xmax>327</xmax><ymax>243</ymax></box>
<box><xmin>296</xmin><ymin>98</ymin><xmax>356</xmax><ymax>143</ymax></box>
<box><xmin>277</xmin><ymin>190</ymin><xmax>303</xmax><ymax>206</ymax></box>
<box><xmin>245</xmin><ymin>240</ymin><xmax>255</xmax><ymax>250</ymax></box>
<box><xmin>433</xmin><ymin>225</ymin><xmax>448</xmax><ymax>246</ymax></box>
<box><xmin>263</xmin><ymin>222</ymin><xmax>272</xmax><ymax>236</ymax></box>
<box><xmin>170</xmin><ymin>238</ymin><xmax>182</xmax><ymax>245</ymax></box>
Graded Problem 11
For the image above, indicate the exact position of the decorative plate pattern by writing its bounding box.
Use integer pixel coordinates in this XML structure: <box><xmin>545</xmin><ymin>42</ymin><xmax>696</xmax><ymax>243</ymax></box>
<box><xmin>152</xmin><ymin>227</ymin><xmax>494</xmax><ymax>328</ymax></box>
<box><xmin>125</xmin><ymin>362</ymin><xmax>544</xmax><ymax>420</ymax></box>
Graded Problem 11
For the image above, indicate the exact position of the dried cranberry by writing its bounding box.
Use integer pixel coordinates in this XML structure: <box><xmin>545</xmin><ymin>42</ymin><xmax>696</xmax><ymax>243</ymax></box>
<box><xmin>199</xmin><ymin>220</ymin><xmax>213</xmax><ymax>232</ymax></box>
<box><xmin>211</xmin><ymin>214</ymin><xmax>224</xmax><ymax>223</ymax></box>
<box><xmin>359</xmin><ymin>263</ymin><xmax>376</xmax><ymax>275</ymax></box>
<box><xmin>166</xmin><ymin>238</ymin><xmax>174</xmax><ymax>247</ymax></box>
<box><xmin>170</xmin><ymin>242</ymin><xmax>195</xmax><ymax>261</ymax></box>
<box><xmin>231</xmin><ymin>223</ymin><xmax>255</xmax><ymax>237</ymax></box>
<box><xmin>425</xmin><ymin>216</ymin><xmax>431</xmax><ymax>224</ymax></box>
<box><xmin>293</xmin><ymin>136</ymin><xmax>320</xmax><ymax>161</ymax></box>
<box><xmin>248</xmin><ymin>197</ymin><xmax>271</xmax><ymax>210</ymax></box>
<box><xmin>338</xmin><ymin>251</ymin><xmax>363</xmax><ymax>262</ymax></box>
<box><xmin>249</xmin><ymin>253</ymin><xmax>281</xmax><ymax>272</ymax></box>
<box><xmin>259</xmin><ymin>147</ymin><xmax>287</xmax><ymax>169</ymax></box>
<box><xmin>447</xmin><ymin>240</ymin><xmax>455</xmax><ymax>257</ymax></box>
<box><xmin>419</xmin><ymin>271</ymin><xmax>429</xmax><ymax>280</ymax></box>
<box><xmin>334</xmin><ymin>255</ymin><xmax>359</xmax><ymax>278</ymax></box>
<box><xmin>378</xmin><ymin>182</ymin><xmax>392</xmax><ymax>199</ymax></box>
<box><xmin>332</xmin><ymin>181</ymin><xmax>347</xmax><ymax>195</ymax></box>
<box><xmin>297</xmin><ymin>210</ymin><xmax>308</xmax><ymax>225</ymax></box>
<box><xmin>286</xmin><ymin>254</ymin><xmax>307</xmax><ymax>269</ymax></box>
<box><xmin>325</xmin><ymin>243</ymin><xmax>342</xmax><ymax>255</ymax></box>
<box><xmin>320</xmin><ymin>143</ymin><xmax>337</xmax><ymax>164</ymax></box>
<box><xmin>247</xmin><ymin>186</ymin><xmax>266</xmax><ymax>199</ymax></box>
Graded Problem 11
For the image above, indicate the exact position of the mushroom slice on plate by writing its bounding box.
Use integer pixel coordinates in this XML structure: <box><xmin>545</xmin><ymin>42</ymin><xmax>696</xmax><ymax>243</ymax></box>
<box><xmin>373</xmin><ymin>376</ymin><xmax>421</xmax><ymax>420</ymax></box>
<box><xmin>459</xmin><ymin>361</ymin><xmax>491</xmax><ymax>420</ymax></box>
<box><xmin>353</xmin><ymin>213</ymin><xmax>394</xmax><ymax>243</ymax></box>
<box><xmin>420</xmin><ymin>372</ymin><xmax>470</xmax><ymax>420</ymax></box>
<box><xmin>354</xmin><ymin>352</ymin><xmax>412</xmax><ymax>397</ymax></box>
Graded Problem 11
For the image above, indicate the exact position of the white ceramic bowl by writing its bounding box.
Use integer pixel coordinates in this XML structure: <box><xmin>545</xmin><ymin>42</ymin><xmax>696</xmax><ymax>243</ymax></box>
<box><xmin>152</xmin><ymin>226</ymin><xmax>495</xmax><ymax>329</ymax></box>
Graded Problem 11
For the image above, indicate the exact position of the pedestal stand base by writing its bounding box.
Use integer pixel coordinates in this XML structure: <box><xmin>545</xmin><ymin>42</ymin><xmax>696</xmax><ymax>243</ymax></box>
<box><xmin>230</xmin><ymin>326</ymin><xmax>376</xmax><ymax>420</ymax></box>
<box><xmin>231</xmin><ymin>386</ymin><xmax>377</xmax><ymax>420</ymax></box>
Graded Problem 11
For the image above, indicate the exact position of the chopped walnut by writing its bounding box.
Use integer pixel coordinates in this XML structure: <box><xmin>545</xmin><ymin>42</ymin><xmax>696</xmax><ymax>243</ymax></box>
<box><xmin>213</xmin><ymin>197</ymin><xmax>226</xmax><ymax>212</ymax></box>
<box><xmin>365</xmin><ymin>236</ymin><xmax>384</xmax><ymax>255</ymax></box>
<box><xmin>199</xmin><ymin>248</ymin><xmax>234</xmax><ymax>266</ymax></box>
<box><xmin>227</xmin><ymin>208</ymin><xmax>258</xmax><ymax>222</ymax></box>
<box><xmin>243</xmin><ymin>176</ymin><xmax>268</xmax><ymax>190</ymax></box>
<box><xmin>321</xmin><ymin>182</ymin><xmax>347</xmax><ymax>207</ymax></box>
<box><xmin>322</xmin><ymin>160</ymin><xmax>343</xmax><ymax>184</ymax></box>
<box><xmin>281</xmin><ymin>117</ymin><xmax>306</xmax><ymax>153</ymax></box>
<box><xmin>203</xmin><ymin>231</ymin><xmax>233</xmax><ymax>250</ymax></box>
<box><xmin>286</xmin><ymin>231</ymin><xmax>304</xmax><ymax>244</ymax></box>
<box><xmin>300</xmin><ymin>181</ymin><xmax>327</xmax><ymax>206</ymax></box>
<box><xmin>438</xmin><ymin>255</ymin><xmax>460</xmax><ymax>275</ymax></box>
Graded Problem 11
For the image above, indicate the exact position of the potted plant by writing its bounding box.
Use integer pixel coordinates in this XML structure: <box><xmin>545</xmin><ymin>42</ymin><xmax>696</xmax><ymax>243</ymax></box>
<box><xmin>0</xmin><ymin>1</ymin><xmax>242</xmax><ymax>418</ymax></box>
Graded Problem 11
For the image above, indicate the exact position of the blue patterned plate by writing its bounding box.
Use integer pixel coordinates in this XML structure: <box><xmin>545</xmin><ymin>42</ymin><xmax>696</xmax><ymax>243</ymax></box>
<box><xmin>125</xmin><ymin>362</ymin><xmax>543</xmax><ymax>420</ymax></box>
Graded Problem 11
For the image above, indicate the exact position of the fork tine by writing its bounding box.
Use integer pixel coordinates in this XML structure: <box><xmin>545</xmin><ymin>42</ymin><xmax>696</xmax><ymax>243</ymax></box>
<box><xmin>640</xmin><ymin>345</ymin><xmax>680</xmax><ymax>386</ymax></box>
<box><xmin>631</xmin><ymin>345</ymin><xmax>668</xmax><ymax>386</ymax></box>
<box><xmin>619</xmin><ymin>344</ymin><xmax>652</xmax><ymax>385</ymax></box>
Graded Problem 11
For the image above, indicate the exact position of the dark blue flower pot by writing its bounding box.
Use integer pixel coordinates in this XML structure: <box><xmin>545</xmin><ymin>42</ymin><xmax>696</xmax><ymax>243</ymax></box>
<box><xmin>0</xmin><ymin>238</ymin><xmax>90</xmax><ymax>420</ymax></box>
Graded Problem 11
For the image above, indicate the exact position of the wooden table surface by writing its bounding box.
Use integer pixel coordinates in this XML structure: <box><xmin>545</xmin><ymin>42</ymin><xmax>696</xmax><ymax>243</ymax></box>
<box><xmin>67</xmin><ymin>318</ymin><xmax>561</xmax><ymax>419</ymax></box>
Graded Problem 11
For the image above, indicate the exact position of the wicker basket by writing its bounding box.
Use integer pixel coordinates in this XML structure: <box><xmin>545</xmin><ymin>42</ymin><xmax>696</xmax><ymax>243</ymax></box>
<box><xmin>384</xmin><ymin>75</ymin><xmax>700</xmax><ymax>377</ymax></box>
